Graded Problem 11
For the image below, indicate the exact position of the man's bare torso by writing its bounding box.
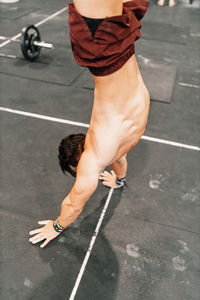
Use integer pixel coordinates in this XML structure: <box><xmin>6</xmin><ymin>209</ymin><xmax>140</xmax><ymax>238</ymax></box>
<box><xmin>73</xmin><ymin>0</ymin><xmax>150</xmax><ymax>168</ymax></box>
<box><xmin>74</xmin><ymin>0</ymin><xmax>123</xmax><ymax>18</ymax></box>
<box><xmin>85</xmin><ymin>55</ymin><xmax>150</xmax><ymax>168</ymax></box>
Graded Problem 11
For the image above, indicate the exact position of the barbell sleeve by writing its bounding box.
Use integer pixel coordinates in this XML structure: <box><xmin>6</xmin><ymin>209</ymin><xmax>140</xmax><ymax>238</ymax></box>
<box><xmin>0</xmin><ymin>36</ymin><xmax>53</xmax><ymax>49</ymax></box>
<box><xmin>33</xmin><ymin>41</ymin><xmax>53</xmax><ymax>49</ymax></box>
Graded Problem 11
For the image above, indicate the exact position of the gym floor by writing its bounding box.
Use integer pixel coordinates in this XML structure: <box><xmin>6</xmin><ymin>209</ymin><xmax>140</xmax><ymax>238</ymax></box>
<box><xmin>0</xmin><ymin>0</ymin><xmax>200</xmax><ymax>299</ymax></box>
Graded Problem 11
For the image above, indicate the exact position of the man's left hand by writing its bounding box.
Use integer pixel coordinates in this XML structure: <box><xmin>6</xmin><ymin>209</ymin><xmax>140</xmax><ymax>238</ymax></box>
<box><xmin>99</xmin><ymin>170</ymin><xmax>119</xmax><ymax>188</ymax></box>
<box><xmin>29</xmin><ymin>220</ymin><xmax>60</xmax><ymax>248</ymax></box>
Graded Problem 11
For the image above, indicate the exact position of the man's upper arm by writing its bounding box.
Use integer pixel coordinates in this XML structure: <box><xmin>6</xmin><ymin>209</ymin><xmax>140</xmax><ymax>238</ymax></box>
<box><xmin>70</xmin><ymin>150</ymin><xmax>101</xmax><ymax>206</ymax></box>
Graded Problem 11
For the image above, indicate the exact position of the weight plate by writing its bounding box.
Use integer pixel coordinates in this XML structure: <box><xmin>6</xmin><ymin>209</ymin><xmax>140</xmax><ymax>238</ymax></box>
<box><xmin>20</xmin><ymin>25</ymin><xmax>41</xmax><ymax>61</ymax></box>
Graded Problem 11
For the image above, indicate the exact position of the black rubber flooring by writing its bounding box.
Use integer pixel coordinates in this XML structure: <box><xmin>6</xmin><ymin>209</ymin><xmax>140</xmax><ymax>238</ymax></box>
<box><xmin>0</xmin><ymin>1</ymin><xmax>200</xmax><ymax>299</ymax></box>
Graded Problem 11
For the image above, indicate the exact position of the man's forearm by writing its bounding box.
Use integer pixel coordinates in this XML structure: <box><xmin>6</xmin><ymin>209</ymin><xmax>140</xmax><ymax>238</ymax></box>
<box><xmin>58</xmin><ymin>189</ymin><xmax>84</xmax><ymax>228</ymax></box>
<box><xmin>57</xmin><ymin>149</ymin><xmax>100</xmax><ymax>228</ymax></box>
<box><xmin>111</xmin><ymin>155</ymin><xmax>127</xmax><ymax>179</ymax></box>
<box><xmin>58</xmin><ymin>197</ymin><xmax>83</xmax><ymax>228</ymax></box>
<box><xmin>58</xmin><ymin>179</ymin><xmax>98</xmax><ymax>228</ymax></box>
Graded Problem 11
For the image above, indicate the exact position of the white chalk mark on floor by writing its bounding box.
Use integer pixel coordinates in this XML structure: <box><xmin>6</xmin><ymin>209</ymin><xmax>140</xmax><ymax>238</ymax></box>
<box><xmin>182</xmin><ymin>193</ymin><xmax>198</xmax><ymax>203</ymax></box>
<box><xmin>138</xmin><ymin>54</ymin><xmax>151</xmax><ymax>65</ymax></box>
<box><xmin>24</xmin><ymin>278</ymin><xmax>32</xmax><ymax>288</ymax></box>
<box><xmin>1</xmin><ymin>107</ymin><xmax>200</xmax><ymax>151</ymax></box>
<box><xmin>69</xmin><ymin>188</ymin><xmax>114</xmax><ymax>300</ymax></box>
<box><xmin>149</xmin><ymin>174</ymin><xmax>165</xmax><ymax>192</ymax></box>
<box><xmin>172</xmin><ymin>256</ymin><xmax>186</xmax><ymax>271</ymax></box>
<box><xmin>126</xmin><ymin>243</ymin><xmax>140</xmax><ymax>258</ymax></box>
<box><xmin>190</xmin><ymin>32</ymin><xmax>200</xmax><ymax>38</ymax></box>
<box><xmin>177</xmin><ymin>240</ymin><xmax>189</xmax><ymax>254</ymax></box>
<box><xmin>181</xmin><ymin>187</ymin><xmax>199</xmax><ymax>203</ymax></box>
<box><xmin>58</xmin><ymin>236</ymin><xmax>67</xmax><ymax>244</ymax></box>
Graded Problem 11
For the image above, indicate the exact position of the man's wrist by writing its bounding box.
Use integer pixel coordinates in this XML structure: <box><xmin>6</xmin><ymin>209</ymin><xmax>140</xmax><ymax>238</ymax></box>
<box><xmin>53</xmin><ymin>218</ymin><xmax>67</xmax><ymax>233</ymax></box>
<box><xmin>115</xmin><ymin>176</ymin><xmax>126</xmax><ymax>188</ymax></box>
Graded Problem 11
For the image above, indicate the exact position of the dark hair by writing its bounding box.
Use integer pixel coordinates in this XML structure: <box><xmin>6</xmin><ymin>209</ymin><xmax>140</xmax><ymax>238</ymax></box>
<box><xmin>58</xmin><ymin>133</ymin><xmax>85</xmax><ymax>177</ymax></box>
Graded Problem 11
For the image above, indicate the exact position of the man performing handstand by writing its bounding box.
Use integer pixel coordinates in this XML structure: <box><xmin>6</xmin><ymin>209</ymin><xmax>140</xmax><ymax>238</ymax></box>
<box><xmin>29</xmin><ymin>0</ymin><xmax>150</xmax><ymax>248</ymax></box>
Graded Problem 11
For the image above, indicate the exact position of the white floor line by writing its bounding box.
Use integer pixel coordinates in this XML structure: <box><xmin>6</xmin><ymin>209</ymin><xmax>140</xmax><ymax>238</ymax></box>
<box><xmin>69</xmin><ymin>188</ymin><xmax>114</xmax><ymax>300</ymax></box>
<box><xmin>0</xmin><ymin>107</ymin><xmax>89</xmax><ymax>128</ymax></box>
<box><xmin>0</xmin><ymin>32</ymin><xmax>22</xmax><ymax>48</ymax></box>
<box><xmin>0</xmin><ymin>7</ymin><xmax>68</xmax><ymax>48</ymax></box>
<box><xmin>34</xmin><ymin>7</ymin><xmax>68</xmax><ymax>27</ymax></box>
<box><xmin>0</xmin><ymin>53</ymin><xmax>17</xmax><ymax>58</ymax></box>
<box><xmin>1</xmin><ymin>106</ymin><xmax>200</xmax><ymax>151</ymax></box>
<box><xmin>178</xmin><ymin>82</ymin><xmax>200</xmax><ymax>89</ymax></box>
<box><xmin>141</xmin><ymin>135</ymin><xmax>200</xmax><ymax>151</ymax></box>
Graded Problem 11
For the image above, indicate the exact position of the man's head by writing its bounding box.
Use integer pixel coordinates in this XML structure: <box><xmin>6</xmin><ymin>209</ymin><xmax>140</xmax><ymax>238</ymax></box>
<box><xmin>58</xmin><ymin>133</ymin><xmax>85</xmax><ymax>177</ymax></box>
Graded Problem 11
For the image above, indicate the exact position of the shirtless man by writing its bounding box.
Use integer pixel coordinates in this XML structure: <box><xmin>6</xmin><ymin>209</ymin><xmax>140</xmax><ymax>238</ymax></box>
<box><xmin>29</xmin><ymin>0</ymin><xmax>150</xmax><ymax>248</ymax></box>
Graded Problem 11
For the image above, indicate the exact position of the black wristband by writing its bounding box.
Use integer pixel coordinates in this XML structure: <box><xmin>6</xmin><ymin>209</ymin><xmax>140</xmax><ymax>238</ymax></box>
<box><xmin>53</xmin><ymin>220</ymin><xmax>65</xmax><ymax>233</ymax></box>
<box><xmin>115</xmin><ymin>177</ymin><xmax>126</xmax><ymax>188</ymax></box>
<box><xmin>57</xmin><ymin>218</ymin><xmax>66</xmax><ymax>230</ymax></box>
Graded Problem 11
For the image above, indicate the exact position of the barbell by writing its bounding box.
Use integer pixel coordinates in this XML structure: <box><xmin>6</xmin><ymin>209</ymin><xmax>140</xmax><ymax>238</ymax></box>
<box><xmin>0</xmin><ymin>25</ymin><xmax>53</xmax><ymax>61</ymax></box>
